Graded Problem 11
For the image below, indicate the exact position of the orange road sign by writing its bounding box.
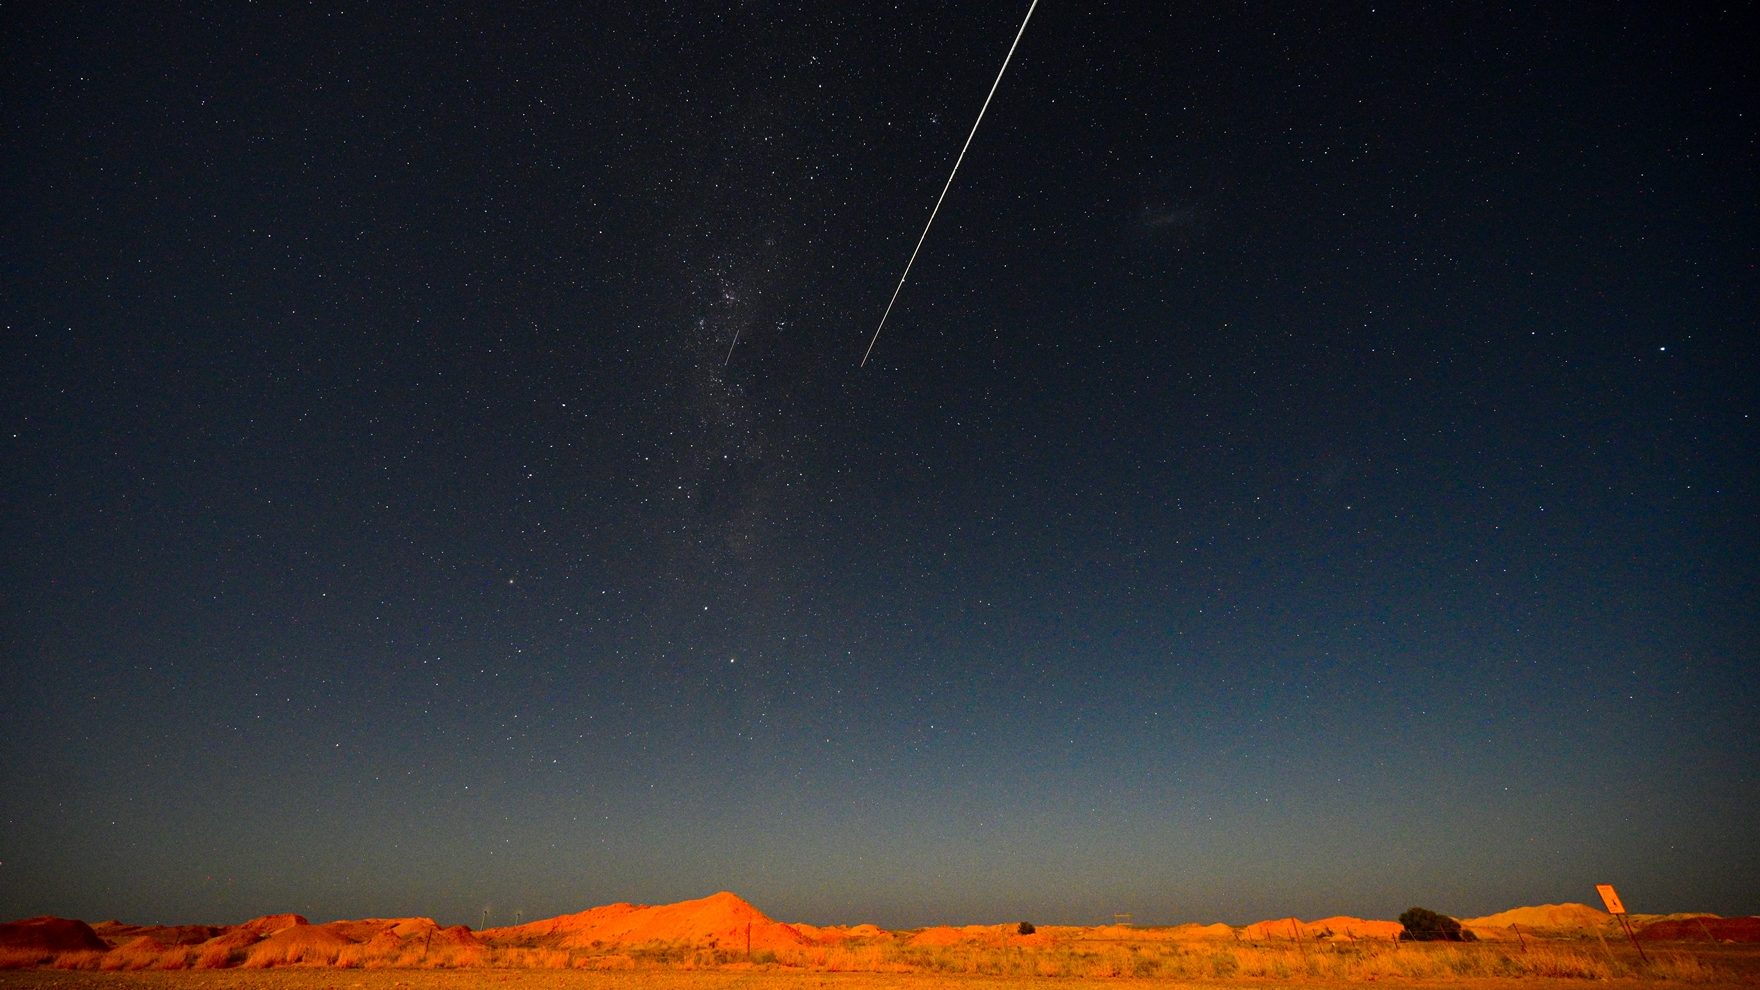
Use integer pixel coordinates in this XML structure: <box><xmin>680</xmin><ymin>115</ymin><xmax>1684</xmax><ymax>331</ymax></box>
<box><xmin>1596</xmin><ymin>884</ymin><xmax>1627</xmax><ymax>915</ymax></box>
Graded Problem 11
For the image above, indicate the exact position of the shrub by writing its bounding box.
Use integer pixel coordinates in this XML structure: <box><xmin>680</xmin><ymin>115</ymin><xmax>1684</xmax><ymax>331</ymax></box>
<box><xmin>1398</xmin><ymin>907</ymin><xmax>1475</xmax><ymax>942</ymax></box>
<box><xmin>1017</xmin><ymin>921</ymin><xmax>1036</xmax><ymax>935</ymax></box>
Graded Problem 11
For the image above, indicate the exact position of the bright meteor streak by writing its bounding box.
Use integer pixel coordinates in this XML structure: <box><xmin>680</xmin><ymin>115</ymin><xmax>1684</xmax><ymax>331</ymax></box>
<box><xmin>860</xmin><ymin>0</ymin><xmax>1041</xmax><ymax>368</ymax></box>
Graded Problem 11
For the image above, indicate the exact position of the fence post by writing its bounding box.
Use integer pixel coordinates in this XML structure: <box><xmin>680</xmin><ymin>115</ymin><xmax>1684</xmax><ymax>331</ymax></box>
<box><xmin>1615</xmin><ymin>913</ymin><xmax>1648</xmax><ymax>964</ymax></box>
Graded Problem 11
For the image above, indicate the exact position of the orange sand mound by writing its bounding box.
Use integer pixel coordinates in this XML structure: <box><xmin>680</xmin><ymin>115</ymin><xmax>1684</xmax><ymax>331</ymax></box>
<box><xmin>1310</xmin><ymin>917</ymin><xmax>1403</xmax><ymax>940</ymax></box>
<box><xmin>359</xmin><ymin>928</ymin><xmax>407</xmax><ymax>952</ymax></box>
<box><xmin>1239</xmin><ymin>916</ymin><xmax>1400</xmax><ymax>940</ymax></box>
<box><xmin>241</xmin><ymin>923</ymin><xmax>353</xmax><ymax>967</ymax></box>
<box><xmin>391</xmin><ymin>917</ymin><xmax>443</xmax><ymax>937</ymax></box>
<box><xmin>1463</xmin><ymin>903</ymin><xmax>1612</xmax><ymax>929</ymax></box>
<box><xmin>318</xmin><ymin>917</ymin><xmax>439</xmax><ymax>942</ymax></box>
<box><xmin>236</xmin><ymin>913</ymin><xmax>308</xmax><ymax>936</ymax></box>
<box><xmin>0</xmin><ymin>917</ymin><xmax>108</xmax><ymax>954</ymax></box>
<box><xmin>1240</xmin><ymin>917</ymin><xmax>1302</xmax><ymax>940</ymax></box>
<box><xmin>91</xmin><ymin>923</ymin><xmax>222</xmax><ymax>948</ymax></box>
<box><xmin>195</xmin><ymin>928</ymin><xmax>262</xmax><ymax>951</ymax></box>
<box><xmin>431</xmin><ymin>924</ymin><xmax>484</xmax><ymax>947</ymax></box>
<box><xmin>484</xmin><ymin>891</ymin><xmax>808</xmax><ymax>951</ymax></box>
<box><xmin>248</xmin><ymin>929</ymin><xmax>347</xmax><ymax>962</ymax></box>
<box><xmin>907</xmin><ymin>924</ymin><xmax>1046</xmax><ymax>947</ymax></box>
<box><xmin>1161</xmin><ymin>923</ymin><xmax>1236</xmax><ymax>941</ymax></box>
<box><xmin>99</xmin><ymin>935</ymin><xmax>186</xmax><ymax>970</ymax></box>
<box><xmin>1639</xmin><ymin>917</ymin><xmax>1760</xmax><ymax>942</ymax></box>
<box><xmin>908</xmin><ymin>923</ymin><xmax>964</xmax><ymax>944</ymax></box>
<box><xmin>793</xmin><ymin>922</ymin><xmax>893</xmax><ymax>944</ymax></box>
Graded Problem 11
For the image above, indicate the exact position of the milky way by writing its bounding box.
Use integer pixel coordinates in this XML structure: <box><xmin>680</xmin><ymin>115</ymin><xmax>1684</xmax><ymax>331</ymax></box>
<box><xmin>2</xmin><ymin>2</ymin><xmax>1754</xmax><ymax>929</ymax></box>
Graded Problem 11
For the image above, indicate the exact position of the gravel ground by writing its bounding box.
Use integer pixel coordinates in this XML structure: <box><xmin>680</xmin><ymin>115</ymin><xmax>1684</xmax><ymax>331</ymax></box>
<box><xmin>7</xmin><ymin>973</ymin><xmax>1760</xmax><ymax>990</ymax></box>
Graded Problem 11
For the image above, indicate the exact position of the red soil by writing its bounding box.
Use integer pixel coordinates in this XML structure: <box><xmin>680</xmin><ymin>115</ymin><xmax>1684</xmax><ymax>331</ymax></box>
<box><xmin>906</xmin><ymin>924</ymin><xmax>1047</xmax><ymax>947</ymax></box>
<box><xmin>484</xmin><ymin>890</ymin><xmax>808</xmax><ymax>952</ymax></box>
<box><xmin>1639</xmin><ymin>916</ymin><xmax>1760</xmax><ymax>942</ymax></box>
<box><xmin>6</xmin><ymin>894</ymin><xmax>1750</xmax><ymax>974</ymax></box>
<box><xmin>236</xmin><ymin>913</ymin><xmax>308</xmax><ymax>935</ymax></box>
<box><xmin>0</xmin><ymin>917</ymin><xmax>107</xmax><ymax>954</ymax></box>
<box><xmin>89</xmin><ymin>923</ymin><xmax>222</xmax><ymax>947</ymax></box>
<box><xmin>194</xmin><ymin>928</ymin><xmax>262</xmax><ymax>951</ymax></box>
<box><xmin>241</xmin><ymin>923</ymin><xmax>353</xmax><ymax>967</ymax></box>
<box><xmin>798</xmin><ymin>922</ymin><xmax>892</xmax><ymax>943</ymax></box>
<box><xmin>1463</xmin><ymin>903</ymin><xmax>1611</xmax><ymax>929</ymax></box>
<box><xmin>319</xmin><ymin>917</ymin><xmax>439</xmax><ymax>942</ymax></box>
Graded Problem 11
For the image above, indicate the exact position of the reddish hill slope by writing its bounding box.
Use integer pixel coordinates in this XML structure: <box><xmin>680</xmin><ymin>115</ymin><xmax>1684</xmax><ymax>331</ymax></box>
<box><xmin>1462</xmin><ymin>903</ymin><xmax>1612</xmax><ymax>930</ymax></box>
<box><xmin>0</xmin><ymin>917</ymin><xmax>107</xmax><ymax>955</ymax></box>
<box><xmin>1639</xmin><ymin>917</ymin><xmax>1760</xmax><ymax>942</ymax></box>
<box><xmin>483</xmin><ymin>890</ymin><xmax>809</xmax><ymax>951</ymax></box>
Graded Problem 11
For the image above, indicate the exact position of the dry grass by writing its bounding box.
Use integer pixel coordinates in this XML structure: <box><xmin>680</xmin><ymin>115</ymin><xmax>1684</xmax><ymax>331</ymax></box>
<box><xmin>3</xmin><ymin>934</ymin><xmax>1751</xmax><ymax>986</ymax></box>
<box><xmin>756</xmin><ymin>937</ymin><xmax>1733</xmax><ymax>982</ymax></box>
<box><xmin>1</xmin><ymin>966</ymin><xmax>1758</xmax><ymax>990</ymax></box>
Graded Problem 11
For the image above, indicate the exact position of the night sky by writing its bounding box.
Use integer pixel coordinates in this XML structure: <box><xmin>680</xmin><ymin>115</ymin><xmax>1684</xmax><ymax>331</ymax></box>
<box><xmin>3</xmin><ymin>3</ymin><xmax>1755</xmax><ymax>930</ymax></box>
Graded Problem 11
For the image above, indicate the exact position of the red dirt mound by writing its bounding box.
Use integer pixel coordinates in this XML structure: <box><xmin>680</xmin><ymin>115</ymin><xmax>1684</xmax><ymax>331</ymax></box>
<box><xmin>237</xmin><ymin>913</ymin><xmax>308</xmax><ymax>935</ymax></box>
<box><xmin>1238</xmin><ymin>916</ymin><xmax>1401</xmax><ymax>940</ymax></box>
<box><xmin>1164</xmin><ymin>923</ymin><xmax>1236</xmax><ymax>940</ymax></box>
<box><xmin>907</xmin><ymin>924</ymin><xmax>1042</xmax><ymax>946</ymax></box>
<box><xmin>0</xmin><ymin>917</ymin><xmax>108</xmax><ymax>954</ymax></box>
<box><xmin>319</xmin><ymin>917</ymin><xmax>438</xmax><ymax>942</ymax></box>
<box><xmin>795</xmin><ymin>922</ymin><xmax>893</xmax><ymax>943</ymax></box>
<box><xmin>196</xmin><ymin>928</ymin><xmax>263</xmax><ymax>951</ymax></box>
<box><xmin>1639</xmin><ymin>917</ymin><xmax>1760</xmax><ymax>942</ymax></box>
<box><xmin>485</xmin><ymin>891</ymin><xmax>808</xmax><ymax>951</ymax></box>
<box><xmin>1463</xmin><ymin>903</ymin><xmax>1611</xmax><ymax>930</ymax></box>
<box><xmin>907</xmin><ymin>925</ymin><xmax>972</xmax><ymax>946</ymax></box>
<box><xmin>241</xmin><ymin>923</ymin><xmax>353</xmax><ymax>967</ymax></box>
<box><xmin>432</xmin><ymin>924</ymin><xmax>484</xmax><ymax>947</ymax></box>
<box><xmin>91</xmin><ymin>923</ymin><xmax>222</xmax><ymax>947</ymax></box>
<box><xmin>359</xmin><ymin>928</ymin><xmax>406</xmax><ymax>951</ymax></box>
<box><xmin>1311</xmin><ymin>917</ymin><xmax>1403</xmax><ymax>940</ymax></box>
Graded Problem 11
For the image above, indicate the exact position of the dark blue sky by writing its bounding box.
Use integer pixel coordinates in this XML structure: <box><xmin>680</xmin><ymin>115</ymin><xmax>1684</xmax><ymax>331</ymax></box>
<box><xmin>3</xmin><ymin>2</ymin><xmax>1755</xmax><ymax>929</ymax></box>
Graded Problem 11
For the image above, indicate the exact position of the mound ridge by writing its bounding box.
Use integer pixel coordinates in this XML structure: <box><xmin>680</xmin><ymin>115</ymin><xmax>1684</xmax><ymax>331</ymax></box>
<box><xmin>1239</xmin><ymin>916</ymin><xmax>1398</xmax><ymax>940</ymax></box>
<box><xmin>242</xmin><ymin>923</ymin><xmax>353</xmax><ymax>967</ymax></box>
<box><xmin>236</xmin><ymin>913</ymin><xmax>308</xmax><ymax>935</ymax></box>
<box><xmin>1639</xmin><ymin>916</ymin><xmax>1760</xmax><ymax>942</ymax></box>
<box><xmin>4</xmin><ymin>894</ymin><xmax>1742</xmax><ymax>972</ymax></box>
<box><xmin>483</xmin><ymin>890</ymin><xmax>809</xmax><ymax>951</ymax></box>
<box><xmin>1463</xmin><ymin>903</ymin><xmax>1612</xmax><ymax>929</ymax></box>
<box><xmin>0</xmin><ymin>917</ymin><xmax>107</xmax><ymax>954</ymax></box>
<box><xmin>89</xmin><ymin>922</ymin><xmax>221</xmax><ymax>947</ymax></box>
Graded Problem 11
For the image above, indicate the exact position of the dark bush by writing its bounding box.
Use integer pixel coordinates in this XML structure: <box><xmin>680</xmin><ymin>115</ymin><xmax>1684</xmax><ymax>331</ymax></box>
<box><xmin>1398</xmin><ymin>907</ymin><xmax>1476</xmax><ymax>942</ymax></box>
<box><xmin>1016</xmin><ymin>921</ymin><xmax>1036</xmax><ymax>935</ymax></box>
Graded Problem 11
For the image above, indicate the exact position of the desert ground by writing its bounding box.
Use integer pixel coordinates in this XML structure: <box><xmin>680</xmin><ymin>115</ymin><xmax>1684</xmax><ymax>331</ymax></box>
<box><xmin>5</xmin><ymin>893</ymin><xmax>1757</xmax><ymax>987</ymax></box>
<box><xmin>6</xmin><ymin>960</ymin><xmax>1760</xmax><ymax>990</ymax></box>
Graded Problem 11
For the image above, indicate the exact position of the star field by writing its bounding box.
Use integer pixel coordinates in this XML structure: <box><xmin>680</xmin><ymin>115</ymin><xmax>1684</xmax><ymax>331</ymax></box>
<box><xmin>2</xmin><ymin>3</ymin><xmax>1755</xmax><ymax>929</ymax></box>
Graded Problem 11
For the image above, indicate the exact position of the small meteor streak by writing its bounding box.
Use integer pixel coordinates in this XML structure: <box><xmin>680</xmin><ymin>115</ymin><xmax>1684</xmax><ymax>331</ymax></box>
<box><xmin>861</xmin><ymin>0</ymin><xmax>1041</xmax><ymax>368</ymax></box>
<box><xmin>723</xmin><ymin>325</ymin><xmax>741</xmax><ymax>367</ymax></box>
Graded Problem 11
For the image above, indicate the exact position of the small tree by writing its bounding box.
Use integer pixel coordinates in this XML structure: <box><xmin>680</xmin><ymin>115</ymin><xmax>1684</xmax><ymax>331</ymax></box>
<box><xmin>1398</xmin><ymin>907</ymin><xmax>1475</xmax><ymax>942</ymax></box>
<box><xmin>1017</xmin><ymin>921</ymin><xmax>1036</xmax><ymax>935</ymax></box>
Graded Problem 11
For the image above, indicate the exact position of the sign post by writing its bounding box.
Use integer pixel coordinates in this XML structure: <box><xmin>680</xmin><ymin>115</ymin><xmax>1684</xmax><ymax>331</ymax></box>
<box><xmin>1595</xmin><ymin>884</ymin><xmax>1648</xmax><ymax>964</ymax></box>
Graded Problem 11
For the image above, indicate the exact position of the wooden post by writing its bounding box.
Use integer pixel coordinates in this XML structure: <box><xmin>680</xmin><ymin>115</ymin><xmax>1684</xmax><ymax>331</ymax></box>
<box><xmin>1512</xmin><ymin>923</ymin><xmax>1526</xmax><ymax>952</ymax></box>
<box><xmin>1615</xmin><ymin>913</ymin><xmax>1648</xmax><ymax>964</ymax></box>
